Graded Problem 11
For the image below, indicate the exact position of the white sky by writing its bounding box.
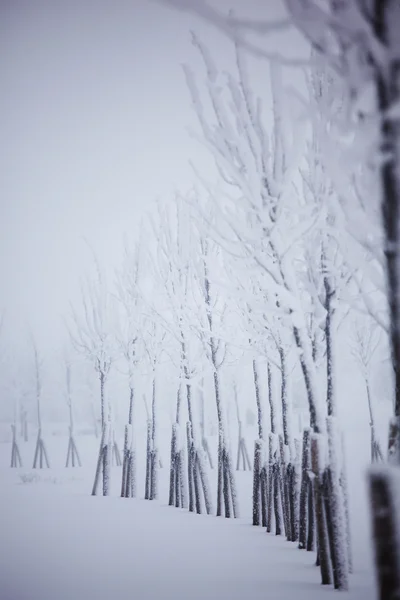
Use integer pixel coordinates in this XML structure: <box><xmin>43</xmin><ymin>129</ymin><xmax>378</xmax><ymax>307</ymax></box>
<box><xmin>0</xmin><ymin>0</ymin><xmax>307</xmax><ymax>355</ymax></box>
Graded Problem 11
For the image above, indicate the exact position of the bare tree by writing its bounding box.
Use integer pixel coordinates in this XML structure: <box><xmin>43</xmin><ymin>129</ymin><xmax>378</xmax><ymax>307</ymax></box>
<box><xmin>7</xmin><ymin>353</ymin><xmax>23</xmax><ymax>468</ymax></box>
<box><xmin>195</xmin><ymin>233</ymin><xmax>239</xmax><ymax>518</ymax></box>
<box><xmin>182</xmin><ymin>32</ymin><xmax>353</xmax><ymax>585</ymax></box>
<box><xmin>116</xmin><ymin>239</ymin><xmax>144</xmax><ymax>499</ymax></box>
<box><xmin>31</xmin><ymin>337</ymin><xmax>50</xmax><ymax>469</ymax></box>
<box><xmin>70</xmin><ymin>257</ymin><xmax>116</xmax><ymax>496</ymax></box>
<box><xmin>143</xmin><ymin>319</ymin><xmax>167</xmax><ymax>501</ymax></box>
<box><xmin>351</xmin><ymin>320</ymin><xmax>385</xmax><ymax>462</ymax></box>
<box><xmin>64</xmin><ymin>356</ymin><xmax>82</xmax><ymax>468</ymax></box>
<box><xmin>233</xmin><ymin>382</ymin><xmax>251</xmax><ymax>472</ymax></box>
<box><xmin>145</xmin><ymin>198</ymin><xmax>212</xmax><ymax>513</ymax></box>
<box><xmin>159</xmin><ymin>2</ymin><xmax>400</xmax><ymax>595</ymax></box>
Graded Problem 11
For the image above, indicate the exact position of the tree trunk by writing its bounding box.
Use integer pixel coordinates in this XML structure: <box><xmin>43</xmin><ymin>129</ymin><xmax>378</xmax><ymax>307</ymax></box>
<box><xmin>253</xmin><ymin>359</ymin><xmax>263</xmax><ymax>440</ymax></box>
<box><xmin>169</xmin><ymin>423</ymin><xmax>177</xmax><ymax>506</ymax></box>
<box><xmin>100</xmin><ymin>371</ymin><xmax>105</xmax><ymax>430</ymax></box>
<box><xmin>122</xmin><ymin>378</ymin><xmax>136</xmax><ymax>498</ymax></box>
<box><xmin>326</xmin><ymin>417</ymin><xmax>349</xmax><ymax>589</ymax></box>
<box><xmin>150</xmin><ymin>448</ymin><xmax>158</xmax><ymax>500</ymax></box>
<box><xmin>187</xmin><ymin>421</ymin><xmax>195</xmax><ymax>512</ymax></box>
<box><xmin>292</xmin><ymin>326</ymin><xmax>323</xmax><ymax>434</ymax></box>
<box><xmin>267</xmin><ymin>362</ymin><xmax>277</xmax><ymax>434</ymax></box>
<box><xmin>273</xmin><ymin>462</ymin><xmax>282</xmax><ymax>536</ymax></box>
<box><xmin>278</xmin><ymin>346</ymin><xmax>292</xmax><ymax>451</ymax></box>
<box><xmin>213</xmin><ymin>369</ymin><xmax>237</xmax><ymax>517</ymax></box>
<box><xmin>365</xmin><ymin>378</ymin><xmax>382</xmax><ymax>462</ymax></box>
<box><xmin>267</xmin><ymin>433</ymin><xmax>274</xmax><ymax>533</ymax></box>
<box><xmin>152</xmin><ymin>375</ymin><xmax>157</xmax><ymax>453</ymax></box>
<box><xmin>299</xmin><ymin>428</ymin><xmax>312</xmax><ymax>549</ymax></box>
<box><xmin>324</xmin><ymin>273</ymin><xmax>335</xmax><ymax>418</ymax></box>
<box><xmin>253</xmin><ymin>440</ymin><xmax>261</xmax><ymax>526</ymax></box>
<box><xmin>128</xmin><ymin>384</ymin><xmax>134</xmax><ymax>426</ymax></box>
<box><xmin>92</xmin><ymin>424</ymin><xmax>107</xmax><ymax>496</ymax></box>
<box><xmin>369</xmin><ymin>465</ymin><xmax>400</xmax><ymax>600</ymax></box>
<box><xmin>145</xmin><ymin>419</ymin><xmax>152</xmax><ymax>500</ymax></box>
<box><xmin>102</xmin><ymin>424</ymin><xmax>111</xmax><ymax>497</ymax></box>
<box><xmin>373</xmin><ymin>0</ymin><xmax>400</xmax><ymax>458</ymax></box>
<box><xmin>197</xmin><ymin>446</ymin><xmax>213</xmax><ymax>514</ymax></box>
<box><xmin>311</xmin><ymin>435</ymin><xmax>331</xmax><ymax>585</ymax></box>
<box><xmin>176</xmin><ymin>383</ymin><xmax>182</xmax><ymax>424</ymax></box>
<box><xmin>307</xmin><ymin>477</ymin><xmax>316</xmax><ymax>552</ymax></box>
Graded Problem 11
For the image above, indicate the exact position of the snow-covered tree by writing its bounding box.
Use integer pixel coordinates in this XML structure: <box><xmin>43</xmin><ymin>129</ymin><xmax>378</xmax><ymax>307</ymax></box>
<box><xmin>115</xmin><ymin>239</ymin><xmax>144</xmax><ymax>498</ymax></box>
<box><xmin>181</xmin><ymin>31</ymin><xmax>354</xmax><ymax>585</ymax></box>
<box><xmin>351</xmin><ymin>319</ymin><xmax>385</xmax><ymax>462</ymax></box>
<box><xmin>149</xmin><ymin>197</ymin><xmax>213</xmax><ymax>513</ymax></box>
<box><xmin>70</xmin><ymin>257</ymin><xmax>117</xmax><ymax>496</ymax></box>
<box><xmin>64</xmin><ymin>355</ymin><xmax>82</xmax><ymax>468</ymax></box>
<box><xmin>30</xmin><ymin>336</ymin><xmax>50</xmax><ymax>469</ymax></box>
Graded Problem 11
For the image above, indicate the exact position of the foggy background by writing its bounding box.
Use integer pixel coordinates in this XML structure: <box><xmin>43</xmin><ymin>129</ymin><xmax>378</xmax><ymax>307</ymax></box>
<box><xmin>0</xmin><ymin>0</ymin><xmax>308</xmax><ymax>353</ymax></box>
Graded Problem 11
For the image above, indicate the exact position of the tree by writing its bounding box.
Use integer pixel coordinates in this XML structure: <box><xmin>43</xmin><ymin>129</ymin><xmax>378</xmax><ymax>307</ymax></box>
<box><xmin>142</xmin><ymin>317</ymin><xmax>167</xmax><ymax>502</ymax></box>
<box><xmin>164</xmin><ymin>0</ymin><xmax>400</xmax><ymax>444</ymax></box>
<box><xmin>31</xmin><ymin>337</ymin><xmax>50</xmax><ymax>469</ymax></box>
<box><xmin>116</xmin><ymin>239</ymin><xmax>144</xmax><ymax>499</ymax></box>
<box><xmin>351</xmin><ymin>319</ymin><xmax>385</xmax><ymax>462</ymax></box>
<box><xmin>182</xmin><ymin>30</ymin><xmax>356</xmax><ymax>585</ymax></box>
<box><xmin>6</xmin><ymin>352</ymin><xmax>23</xmax><ymax>468</ymax></box>
<box><xmin>160</xmin><ymin>1</ymin><xmax>400</xmax><ymax>595</ymax></box>
<box><xmin>64</xmin><ymin>356</ymin><xmax>82</xmax><ymax>468</ymax></box>
<box><xmin>196</xmin><ymin>231</ymin><xmax>239</xmax><ymax>518</ymax></box>
<box><xmin>146</xmin><ymin>197</ymin><xmax>212</xmax><ymax>513</ymax></box>
<box><xmin>70</xmin><ymin>257</ymin><xmax>117</xmax><ymax>496</ymax></box>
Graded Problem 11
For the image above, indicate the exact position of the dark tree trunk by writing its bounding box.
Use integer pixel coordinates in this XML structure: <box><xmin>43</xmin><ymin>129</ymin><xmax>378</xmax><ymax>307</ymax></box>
<box><xmin>279</xmin><ymin>435</ymin><xmax>290</xmax><ymax>538</ymax></box>
<box><xmin>372</xmin><ymin>0</ymin><xmax>400</xmax><ymax>460</ymax></box>
<box><xmin>193</xmin><ymin>452</ymin><xmax>202</xmax><ymax>514</ymax></box>
<box><xmin>175</xmin><ymin>451</ymin><xmax>181</xmax><ymax>508</ymax></box>
<box><xmin>145</xmin><ymin>419</ymin><xmax>152</xmax><ymax>500</ymax></box>
<box><xmin>267</xmin><ymin>434</ymin><xmax>274</xmax><ymax>533</ymax></box>
<box><xmin>187</xmin><ymin>421</ymin><xmax>194</xmax><ymax>513</ymax></box>
<box><xmin>324</xmin><ymin>273</ymin><xmax>335</xmax><ymax>418</ymax></box>
<box><xmin>121</xmin><ymin>427</ymin><xmax>129</xmax><ymax>498</ymax></box>
<box><xmin>121</xmin><ymin>378</ymin><xmax>136</xmax><ymax>499</ymax></box>
<box><xmin>307</xmin><ymin>478</ymin><xmax>316</xmax><ymax>552</ymax></box>
<box><xmin>278</xmin><ymin>347</ymin><xmax>290</xmax><ymax>447</ymax></box>
<box><xmin>267</xmin><ymin>362</ymin><xmax>276</xmax><ymax>434</ymax></box>
<box><xmin>369</xmin><ymin>466</ymin><xmax>400</xmax><ymax>600</ymax></box>
<box><xmin>253</xmin><ymin>359</ymin><xmax>263</xmax><ymax>440</ymax></box>
<box><xmin>92</xmin><ymin>425</ymin><xmax>106</xmax><ymax>496</ymax></box>
<box><xmin>299</xmin><ymin>428</ymin><xmax>312</xmax><ymax>549</ymax></box>
<box><xmin>128</xmin><ymin>384</ymin><xmax>134</xmax><ymax>425</ymax></box>
<box><xmin>100</xmin><ymin>371</ymin><xmax>105</xmax><ymax>430</ymax></box>
<box><xmin>326</xmin><ymin>417</ymin><xmax>349</xmax><ymax>590</ymax></box>
<box><xmin>169</xmin><ymin>423</ymin><xmax>177</xmax><ymax>506</ymax></box>
<box><xmin>261</xmin><ymin>464</ymin><xmax>268</xmax><ymax>528</ymax></box>
<box><xmin>102</xmin><ymin>436</ymin><xmax>110</xmax><ymax>497</ymax></box>
<box><xmin>311</xmin><ymin>436</ymin><xmax>331</xmax><ymax>585</ymax></box>
<box><xmin>253</xmin><ymin>440</ymin><xmax>261</xmax><ymax>526</ymax></box>
<box><xmin>152</xmin><ymin>375</ymin><xmax>156</xmax><ymax>452</ymax></box>
<box><xmin>217</xmin><ymin>428</ymin><xmax>223</xmax><ymax>517</ymax></box>
<box><xmin>273</xmin><ymin>462</ymin><xmax>282</xmax><ymax>536</ymax></box>
<box><xmin>223</xmin><ymin>447</ymin><xmax>231</xmax><ymax>518</ymax></box>
<box><xmin>289</xmin><ymin>461</ymin><xmax>299</xmax><ymax>542</ymax></box>
<box><xmin>150</xmin><ymin>448</ymin><xmax>158</xmax><ymax>500</ymax></box>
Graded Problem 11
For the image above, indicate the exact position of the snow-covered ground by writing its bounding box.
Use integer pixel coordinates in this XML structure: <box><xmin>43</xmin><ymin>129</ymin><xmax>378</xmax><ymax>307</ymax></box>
<box><xmin>0</xmin><ymin>433</ymin><xmax>376</xmax><ymax>600</ymax></box>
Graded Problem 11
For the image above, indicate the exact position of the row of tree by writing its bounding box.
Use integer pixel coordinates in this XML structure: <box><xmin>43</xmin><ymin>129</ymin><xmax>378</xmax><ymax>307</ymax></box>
<box><xmin>5</xmin><ymin>2</ymin><xmax>400</xmax><ymax>595</ymax></box>
<box><xmin>158</xmin><ymin>2</ymin><xmax>400</xmax><ymax>599</ymax></box>
<box><xmin>55</xmin><ymin>32</ymin><xmax>391</xmax><ymax>592</ymax></box>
